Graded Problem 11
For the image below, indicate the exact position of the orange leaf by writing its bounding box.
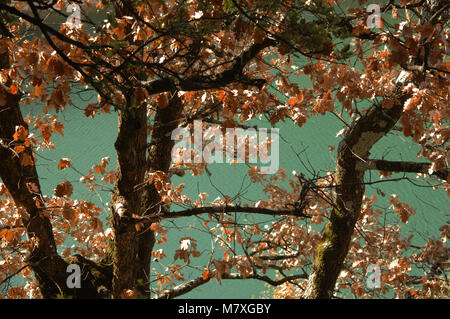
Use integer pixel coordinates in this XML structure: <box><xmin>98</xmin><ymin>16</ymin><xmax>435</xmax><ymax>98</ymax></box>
<box><xmin>288</xmin><ymin>97</ymin><xmax>297</xmax><ymax>107</ymax></box>
<box><xmin>0</xmin><ymin>228</ymin><xmax>8</xmax><ymax>238</ymax></box>
<box><xmin>13</xmin><ymin>126</ymin><xmax>28</xmax><ymax>142</ymax></box>
<box><xmin>202</xmin><ymin>269</ymin><xmax>210</xmax><ymax>281</ymax></box>
<box><xmin>52</xmin><ymin>121</ymin><xmax>65</xmax><ymax>136</ymax></box>
<box><xmin>62</xmin><ymin>204</ymin><xmax>76</xmax><ymax>222</ymax></box>
<box><xmin>252</xmin><ymin>28</ymin><xmax>265</xmax><ymax>44</ymax></box>
<box><xmin>5</xmin><ymin>229</ymin><xmax>14</xmax><ymax>242</ymax></box>
<box><xmin>154</xmin><ymin>180</ymin><xmax>163</xmax><ymax>191</ymax></box>
<box><xmin>404</xmin><ymin>95</ymin><xmax>420</xmax><ymax>111</ymax></box>
<box><xmin>14</xmin><ymin>145</ymin><xmax>25</xmax><ymax>154</ymax></box>
<box><xmin>382</xmin><ymin>98</ymin><xmax>395</xmax><ymax>109</ymax></box>
<box><xmin>40</xmin><ymin>124</ymin><xmax>52</xmax><ymax>143</ymax></box>
<box><xmin>10</xmin><ymin>82</ymin><xmax>18</xmax><ymax>95</ymax></box>
<box><xmin>58</xmin><ymin>158</ymin><xmax>72</xmax><ymax>170</ymax></box>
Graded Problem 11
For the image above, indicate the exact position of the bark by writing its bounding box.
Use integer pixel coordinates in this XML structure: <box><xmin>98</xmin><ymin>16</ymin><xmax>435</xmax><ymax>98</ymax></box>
<box><xmin>111</xmin><ymin>100</ymin><xmax>149</xmax><ymax>297</ymax></box>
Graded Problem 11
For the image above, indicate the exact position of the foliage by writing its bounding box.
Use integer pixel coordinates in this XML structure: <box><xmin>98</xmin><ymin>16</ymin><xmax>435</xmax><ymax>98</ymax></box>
<box><xmin>0</xmin><ymin>0</ymin><xmax>448</xmax><ymax>299</ymax></box>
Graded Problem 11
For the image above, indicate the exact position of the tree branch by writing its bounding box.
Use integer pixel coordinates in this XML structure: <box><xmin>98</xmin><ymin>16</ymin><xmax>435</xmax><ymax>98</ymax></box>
<box><xmin>366</xmin><ymin>159</ymin><xmax>449</xmax><ymax>180</ymax></box>
<box><xmin>154</xmin><ymin>272</ymin><xmax>307</xmax><ymax>299</ymax></box>
<box><xmin>141</xmin><ymin>38</ymin><xmax>276</xmax><ymax>95</ymax></box>
<box><xmin>133</xmin><ymin>205</ymin><xmax>310</xmax><ymax>224</ymax></box>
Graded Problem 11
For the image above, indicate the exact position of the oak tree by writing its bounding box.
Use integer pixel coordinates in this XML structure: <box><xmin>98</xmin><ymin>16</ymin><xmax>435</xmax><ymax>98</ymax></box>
<box><xmin>0</xmin><ymin>0</ymin><xmax>448</xmax><ymax>299</ymax></box>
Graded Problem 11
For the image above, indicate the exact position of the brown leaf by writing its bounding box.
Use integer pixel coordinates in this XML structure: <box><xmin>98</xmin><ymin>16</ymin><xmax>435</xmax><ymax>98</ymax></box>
<box><xmin>62</xmin><ymin>203</ymin><xmax>76</xmax><ymax>222</ymax></box>
<box><xmin>20</xmin><ymin>153</ymin><xmax>34</xmax><ymax>167</ymax></box>
<box><xmin>55</xmin><ymin>181</ymin><xmax>73</xmax><ymax>197</ymax></box>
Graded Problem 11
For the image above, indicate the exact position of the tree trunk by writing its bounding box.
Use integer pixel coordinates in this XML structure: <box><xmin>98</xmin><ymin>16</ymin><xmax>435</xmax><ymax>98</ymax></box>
<box><xmin>303</xmin><ymin>97</ymin><xmax>407</xmax><ymax>298</ymax></box>
<box><xmin>138</xmin><ymin>93</ymin><xmax>184</xmax><ymax>297</ymax></box>
<box><xmin>111</xmin><ymin>99</ymin><xmax>149</xmax><ymax>297</ymax></box>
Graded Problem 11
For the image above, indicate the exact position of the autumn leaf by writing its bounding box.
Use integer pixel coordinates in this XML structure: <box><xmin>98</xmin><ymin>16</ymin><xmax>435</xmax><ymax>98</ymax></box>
<box><xmin>62</xmin><ymin>203</ymin><xmax>76</xmax><ymax>222</ymax></box>
<box><xmin>84</xmin><ymin>103</ymin><xmax>98</xmax><ymax>117</ymax></box>
<box><xmin>26</xmin><ymin>182</ymin><xmax>40</xmax><ymax>194</ymax></box>
<box><xmin>154</xmin><ymin>179</ymin><xmax>163</xmax><ymax>191</ymax></box>
<box><xmin>252</xmin><ymin>28</ymin><xmax>265</xmax><ymax>44</ymax></box>
<box><xmin>14</xmin><ymin>145</ymin><xmax>25</xmax><ymax>154</ymax></box>
<box><xmin>0</xmin><ymin>228</ymin><xmax>8</xmax><ymax>239</ymax></box>
<box><xmin>13</xmin><ymin>126</ymin><xmax>28</xmax><ymax>142</ymax></box>
<box><xmin>10</xmin><ymin>82</ymin><xmax>18</xmax><ymax>95</ymax></box>
<box><xmin>55</xmin><ymin>181</ymin><xmax>73</xmax><ymax>197</ymax></box>
<box><xmin>3</xmin><ymin>229</ymin><xmax>14</xmax><ymax>242</ymax></box>
<box><xmin>135</xmin><ymin>222</ymin><xmax>144</xmax><ymax>231</ymax></box>
<box><xmin>51</xmin><ymin>121</ymin><xmax>65</xmax><ymax>136</ymax></box>
<box><xmin>202</xmin><ymin>269</ymin><xmax>210</xmax><ymax>281</ymax></box>
<box><xmin>40</xmin><ymin>124</ymin><xmax>52</xmax><ymax>143</ymax></box>
<box><xmin>58</xmin><ymin>158</ymin><xmax>72</xmax><ymax>170</ymax></box>
<box><xmin>288</xmin><ymin>97</ymin><xmax>297</xmax><ymax>107</ymax></box>
<box><xmin>382</xmin><ymin>98</ymin><xmax>395</xmax><ymax>109</ymax></box>
<box><xmin>20</xmin><ymin>153</ymin><xmax>34</xmax><ymax>167</ymax></box>
<box><xmin>46</xmin><ymin>56</ymin><xmax>66</xmax><ymax>77</ymax></box>
<box><xmin>8</xmin><ymin>286</ymin><xmax>27</xmax><ymax>299</ymax></box>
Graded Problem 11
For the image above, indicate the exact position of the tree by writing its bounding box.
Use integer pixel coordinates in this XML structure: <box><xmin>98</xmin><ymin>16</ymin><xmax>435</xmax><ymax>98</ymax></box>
<box><xmin>0</xmin><ymin>0</ymin><xmax>448</xmax><ymax>299</ymax></box>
